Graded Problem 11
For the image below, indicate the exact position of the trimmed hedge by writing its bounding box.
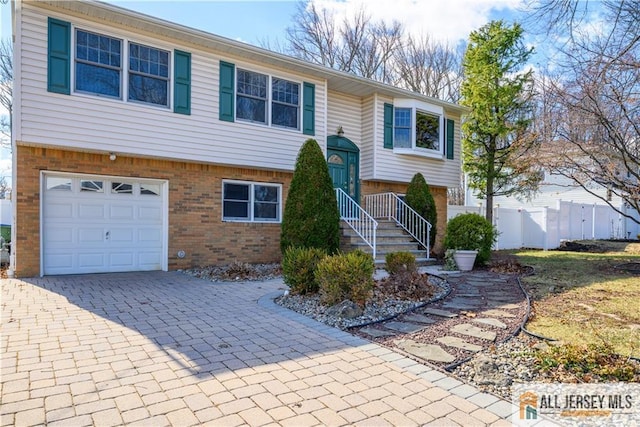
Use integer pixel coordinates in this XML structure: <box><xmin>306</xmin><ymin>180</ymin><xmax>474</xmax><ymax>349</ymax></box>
<box><xmin>316</xmin><ymin>250</ymin><xmax>375</xmax><ymax>306</ymax></box>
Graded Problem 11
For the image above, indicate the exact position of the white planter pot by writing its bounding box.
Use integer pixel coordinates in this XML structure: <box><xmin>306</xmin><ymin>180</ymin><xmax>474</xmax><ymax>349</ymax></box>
<box><xmin>453</xmin><ymin>250</ymin><xmax>478</xmax><ymax>271</ymax></box>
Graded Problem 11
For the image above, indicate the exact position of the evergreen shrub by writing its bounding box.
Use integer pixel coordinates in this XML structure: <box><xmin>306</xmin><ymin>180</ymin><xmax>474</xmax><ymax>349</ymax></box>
<box><xmin>384</xmin><ymin>251</ymin><xmax>417</xmax><ymax>276</ymax></box>
<box><xmin>443</xmin><ymin>213</ymin><xmax>497</xmax><ymax>265</ymax></box>
<box><xmin>316</xmin><ymin>250</ymin><xmax>375</xmax><ymax>306</ymax></box>
<box><xmin>405</xmin><ymin>173</ymin><xmax>437</xmax><ymax>249</ymax></box>
<box><xmin>281</xmin><ymin>247</ymin><xmax>327</xmax><ymax>295</ymax></box>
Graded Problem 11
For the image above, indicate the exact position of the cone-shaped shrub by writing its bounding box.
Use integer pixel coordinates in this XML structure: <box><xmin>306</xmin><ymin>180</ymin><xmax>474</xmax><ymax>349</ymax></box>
<box><xmin>405</xmin><ymin>173</ymin><xmax>437</xmax><ymax>249</ymax></box>
<box><xmin>281</xmin><ymin>139</ymin><xmax>340</xmax><ymax>254</ymax></box>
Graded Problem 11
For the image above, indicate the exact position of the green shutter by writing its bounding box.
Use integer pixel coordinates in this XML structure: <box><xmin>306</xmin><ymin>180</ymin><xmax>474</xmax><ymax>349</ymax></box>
<box><xmin>383</xmin><ymin>103</ymin><xmax>393</xmax><ymax>148</ymax></box>
<box><xmin>219</xmin><ymin>61</ymin><xmax>235</xmax><ymax>122</ymax></box>
<box><xmin>173</xmin><ymin>50</ymin><xmax>191</xmax><ymax>115</ymax></box>
<box><xmin>47</xmin><ymin>18</ymin><xmax>71</xmax><ymax>95</ymax></box>
<box><xmin>446</xmin><ymin>118</ymin><xmax>455</xmax><ymax>159</ymax></box>
<box><xmin>302</xmin><ymin>82</ymin><xmax>315</xmax><ymax>135</ymax></box>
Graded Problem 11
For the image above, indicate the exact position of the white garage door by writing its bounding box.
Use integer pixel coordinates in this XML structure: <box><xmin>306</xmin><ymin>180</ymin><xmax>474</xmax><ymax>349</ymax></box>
<box><xmin>42</xmin><ymin>173</ymin><xmax>166</xmax><ymax>275</ymax></box>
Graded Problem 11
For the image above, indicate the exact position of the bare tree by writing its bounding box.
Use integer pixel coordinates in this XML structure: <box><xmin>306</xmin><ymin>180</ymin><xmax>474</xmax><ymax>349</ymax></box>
<box><xmin>284</xmin><ymin>1</ymin><xmax>462</xmax><ymax>99</ymax></box>
<box><xmin>0</xmin><ymin>38</ymin><xmax>12</xmax><ymax>149</ymax></box>
<box><xmin>526</xmin><ymin>0</ymin><xmax>640</xmax><ymax>222</ymax></box>
<box><xmin>393</xmin><ymin>34</ymin><xmax>462</xmax><ymax>102</ymax></box>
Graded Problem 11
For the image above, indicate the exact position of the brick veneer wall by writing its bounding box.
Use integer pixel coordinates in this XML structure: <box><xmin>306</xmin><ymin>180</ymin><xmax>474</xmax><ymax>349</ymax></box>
<box><xmin>15</xmin><ymin>145</ymin><xmax>292</xmax><ymax>277</ymax></box>
<box><xmin>361</xmin><ymin>180</ymin><xmax>448</xmax><ymax>255</ymax></box>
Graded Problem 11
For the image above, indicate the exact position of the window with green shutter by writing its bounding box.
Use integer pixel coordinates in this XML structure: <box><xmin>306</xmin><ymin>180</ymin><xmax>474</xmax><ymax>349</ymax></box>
<box><xmin>302</xmin><ymin>82</ymin><xmax>315</xmax><ymax>135</ymax></box>
<box><xmin>219</xmin><ymin>61</ymin><xmax>235</xmax><ymax>122</ymax></box>
<box><xmin>48</xmin><ymin>18</ymin><xmax>71</xmax><ymax>95</ymax></box>
<box><xmin>446</xmin><ymin>118</ymin><xmax>455</xmax><ymax>159</ymax></box>
<box><xmin>383</xmin><ymin>103</ymin><xmax>393</xmax><ymax>148</ymax></box>
<box><xmin>173</xmin><ymin>50</ymin><xmax>191</xmax><ymax>115</ymax></box>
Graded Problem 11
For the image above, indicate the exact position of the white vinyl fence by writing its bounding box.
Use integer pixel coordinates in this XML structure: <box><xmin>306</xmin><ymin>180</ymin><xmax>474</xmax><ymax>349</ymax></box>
<box><xmin>448</xmin><ymin>201</ymin><xmax>639</xmax><ymax>250</ymax></box>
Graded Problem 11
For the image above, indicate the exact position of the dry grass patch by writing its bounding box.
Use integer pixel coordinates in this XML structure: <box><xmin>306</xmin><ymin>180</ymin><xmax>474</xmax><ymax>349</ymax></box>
<box><xmin>507</xmin><ymin>241</ymin><xmax>640</xmax><ymax>358</ymax></box>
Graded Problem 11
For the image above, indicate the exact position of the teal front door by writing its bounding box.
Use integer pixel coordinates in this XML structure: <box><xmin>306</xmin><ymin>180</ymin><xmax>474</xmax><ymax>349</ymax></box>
<box><xmin>327</xmin><ymin>149</ymin><xmax>359</xmax><ymax>202</ymax></box>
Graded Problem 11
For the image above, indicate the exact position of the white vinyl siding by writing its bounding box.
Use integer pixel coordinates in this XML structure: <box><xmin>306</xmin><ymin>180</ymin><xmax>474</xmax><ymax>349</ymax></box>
<box><xmin>373</xmin><ymin>97</ymin><xmax>461</xmax><ymax>188</ymax></box>
<box><xmin>18</xmin><ymin>5</ymin><xmax>326</xmax><ymax>173</ymax></box>
<box><xmin>361</xmin><ymin>96</ymin><xmax>375</xmax><ymax>179</ymax></box>
<box><xmin>326</xmin><ymin>90</ymin><xmax>362</xmax><ymax>145</ymax></box>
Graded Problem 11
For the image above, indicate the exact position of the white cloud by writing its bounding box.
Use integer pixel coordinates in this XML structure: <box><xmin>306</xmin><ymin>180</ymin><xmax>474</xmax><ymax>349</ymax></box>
<box><xmin>310</xmin><ymin>0</ymin><xmax>525</xmax><ymax>44</ymax></box>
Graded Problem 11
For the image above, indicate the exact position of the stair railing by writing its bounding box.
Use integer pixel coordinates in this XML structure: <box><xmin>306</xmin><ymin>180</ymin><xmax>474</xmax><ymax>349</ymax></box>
<box><xmin>335</xmin><ymin>188</ymin><xmax>378</xmax><ymax>259</ymax></box>
<box><xmin>364</xmin><ymin>192</ymin><xmax>431</xmax><ymax>256</ymax></box>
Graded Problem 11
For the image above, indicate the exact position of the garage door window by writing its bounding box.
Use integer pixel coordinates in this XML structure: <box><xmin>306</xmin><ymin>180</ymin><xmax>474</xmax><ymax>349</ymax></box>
<box><xmin>80</xmin><ymin>180</ymin><xmax>104</xmax><ymax>193</ymax></box>
<box><xmin>222</xmin><ymin>180</ymin><xmax>281</xmax><ymax>222</ymax></box>
<box><xmin>46</xmin><ymin>176</ymin><xmax>72</xmax><ymax>191</ymax></box>
<box><xmin>111</xmin><ymin>182</ymin><xmax>133</xmax><ymax>194</ymax></box>
<box><xmin>140</xmin><ymin>183</ymin><xmax>161</xmax><ymax>196</ymax></box>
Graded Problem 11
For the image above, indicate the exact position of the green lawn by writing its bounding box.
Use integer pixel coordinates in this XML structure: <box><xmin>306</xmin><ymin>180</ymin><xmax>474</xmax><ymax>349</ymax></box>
<box><xmin>507</xmin><ymin>241</ymin><xmax>640</xmax><ymax>358</ymax></box>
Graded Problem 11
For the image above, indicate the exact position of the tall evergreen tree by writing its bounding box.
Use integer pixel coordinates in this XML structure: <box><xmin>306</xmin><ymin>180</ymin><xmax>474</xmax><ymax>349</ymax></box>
<box><xmin>404</xmin><ymin>173</ymin><xmax>437</xmax><ymax>249</ymax></box>
<box><xmin>461</xmin><ymin>21</ymin><xmax>541</xmax><ymax>224</ymax></box>
<box><xmin>281</xmin><ymin>139</ymin><xmax>340</xmax><ymax>253</ymax></box>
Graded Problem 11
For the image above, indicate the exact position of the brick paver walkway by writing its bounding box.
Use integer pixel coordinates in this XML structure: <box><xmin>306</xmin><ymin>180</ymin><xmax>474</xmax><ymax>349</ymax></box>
<box><xmin>1</xmin><ymin>272</ymin><xmax>516</xmax><ymax>426</ymax></box>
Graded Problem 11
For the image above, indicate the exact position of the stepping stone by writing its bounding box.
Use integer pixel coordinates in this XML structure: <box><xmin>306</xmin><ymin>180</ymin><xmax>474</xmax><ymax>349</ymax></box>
<box><xmin>436</xmin><ymin>336</ymin><xmax>483</xmax><ymax>352</ymax></box>
<box><xmin>384</xmin><ymin>321</ymin><xmax>426</xmax><ymax>334</ymax></box>
<box><xmin>465</xmin><ymin>280</ymin><xmax>494</xmax><ymax>287</ymax></box>
<box><xmin>492</xmin><ymin>303</ymin><xmax>520</xmax><ymax>310</ymax></box>
<box><xmin>451</xmin><ymin>323</ymin><xmax>497</xmax><ymax>341</ymax></box>
<box><xmin>472</xmin><ymin>318</ymin><xmax>507</xmax><ymax>329</ymax></box>
<box><xmin>359</xmin><ymin>327</ymin><xmax>397</xmax><ymax>338</ymax></box>
<box><xmin>481</xmin><ymin>309</ymin><xmax>517</xmax><ymax>318</ymax></box>
<box><xmin>422</xmin><ymin>308</ymin><xmax>458</xmax><ymax>318</ymax></box>
<box><xmin>403</xmin><ymin>313</ymin><xmax>436</xmax><ymax>324</ymax></box>
<box><xmin>441</xmin><ymin>301</ymin><xmax>478</xmax><ymax>310</ymax></box>
<box><xmin>394</xmin><ymin>339</ymin><xmax>455</xmax><ymax>363</ymax></box>
<box><xmin>456</xmin><ymin>293</ymin><xmax>481</xmax><ymax>298</ymax></box>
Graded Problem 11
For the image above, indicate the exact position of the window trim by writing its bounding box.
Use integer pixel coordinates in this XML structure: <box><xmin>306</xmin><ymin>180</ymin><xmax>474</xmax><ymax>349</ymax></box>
<box><xmin>74</xmin><ymin>28</ymin><xmax>123</xmax><ymax>99</ymax></box>
<box><xmin>235</xmin><ymin>68</ymin><xmax>301</xmax><ymax>131</ymax></box>
<box><xmin>127</xmin><ymin>41</ymin><xmax>171</xmax><ymax>107</ymax></box>
<box><xmin>222</xmin><ymin>180</ymin><xmax>282</xmax><ymax>223</ymax></box>
<box><xmin>392</xmin><ymin>99</ymin><xmax>445</xmax><ymax>159</ymax></box>
<box><xmin>72</xmin><ymin>25</ymin><xmax>174</xmax><ymax>110</ymax></box>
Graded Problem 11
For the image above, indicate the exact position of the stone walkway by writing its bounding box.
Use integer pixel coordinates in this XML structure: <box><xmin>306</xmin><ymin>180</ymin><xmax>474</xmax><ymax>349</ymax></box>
<box><xmin>1</xmin><ymin>272</ymin><xmax>517</xmax><ymax>426</ymax></box>
<box><xmin>357</xmin><ymin>269</ymin><xmax>526</xmax><ymax>367</ymax></box>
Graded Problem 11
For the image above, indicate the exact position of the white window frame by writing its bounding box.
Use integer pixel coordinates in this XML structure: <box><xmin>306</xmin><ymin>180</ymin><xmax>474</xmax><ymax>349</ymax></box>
<box><xmin>235</xmin><ymin>68</ymin><xmax>301</xmax><ymax>131</ymax></box>
<box><xmin>72</xmin><ymin>26</ymin><xmax>173</xmax><ymax>110</ymax></box>
<box><xmin>392</xmin><ymin>99</ymin><xmax>445</xmax><ymax>159</ymax></box>
<box><xmin>222</xmin><ymin>180</ymin><xmax>282</xmax><ymax>223</ymax></box>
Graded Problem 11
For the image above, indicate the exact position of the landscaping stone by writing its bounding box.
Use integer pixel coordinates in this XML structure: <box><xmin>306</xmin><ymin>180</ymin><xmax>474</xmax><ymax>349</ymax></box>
<box><xmin>436</xmin><ymin>336</ymin><xmax>483</xmax><ymax>352</ymax></box>
<box><xmin>384</xmin><ymin>321</ymin><xmax>427</xmax><ymax>334</ymax></box>
<box><xmin>472</xmin><ymin>318</ymin><xmax>508</xmax><ymax>329</ymax></box>
<box><xmin>325</xmin><ymin>300</ymin><xmax>364</xmax><ymax>319</ymax></box>
<box><xmin>472</xmin><ymin>355</ymin><xmax>512</xmax><ymax>387</ymax></box>
<box><xmin>394</xmin><ymin>339</ymin><xmax>455</xmax><ymax>363</ymax></box>
<box><xmin>451</xmin><ymin>324</ymin><xmax>497</xmax><ymax>341</ymax></box>
<box><xmin>422</xmin><ymin>308</ymin><xmax>458</xmax><ymax>318</ymax></box>
<box><xmin>402</xmin><ymin>313</ymin><xmax>436</xmax><ymax>324</ymax></box>
<box><xmin>359</xmin><ymin>327</ymin><xmax>397</xmax><ymax>338</ymax></box>
<box><xmin>481</xmin><ymin>309</ymin><xmax>517</xmax><ymax>318</ymax></box>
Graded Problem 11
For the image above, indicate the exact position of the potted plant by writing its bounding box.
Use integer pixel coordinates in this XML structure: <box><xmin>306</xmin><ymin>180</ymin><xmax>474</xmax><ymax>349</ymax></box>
<box><xmin>443</xmin><ymin>213</ymin><xmax>497</xmax><ymax>271</ymax></box>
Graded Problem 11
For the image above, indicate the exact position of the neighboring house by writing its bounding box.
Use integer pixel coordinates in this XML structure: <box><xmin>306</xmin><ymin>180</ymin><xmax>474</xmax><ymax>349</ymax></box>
<box><xmin>11</xmin><ymin>0</ymin><xmax>465</xmax><ymax>277</ymax></box>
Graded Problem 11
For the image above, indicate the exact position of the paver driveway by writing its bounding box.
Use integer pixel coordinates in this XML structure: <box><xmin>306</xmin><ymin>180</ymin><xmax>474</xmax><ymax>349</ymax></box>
<box><xmin>1</xmin><ymin>272</ymin><xmax>515</xmax><ymax>426</ymax></box>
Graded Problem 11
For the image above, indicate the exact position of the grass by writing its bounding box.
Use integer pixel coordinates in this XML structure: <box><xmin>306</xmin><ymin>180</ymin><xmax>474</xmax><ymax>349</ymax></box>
<box><xmin>505</xmin><ymin>240</ymin><xmax>640</xmax><ymax>358</ymax></box>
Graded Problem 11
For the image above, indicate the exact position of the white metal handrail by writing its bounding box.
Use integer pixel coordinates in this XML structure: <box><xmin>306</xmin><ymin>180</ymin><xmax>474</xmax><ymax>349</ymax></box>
<box><xmin>364</xmin><ymin>192</ymin><xmax>431</xmax><ymax>255</ymax></box>
<box><xmin>335</xmin><ymin>188</ymin><xmax>378</xmax><ymax>258</ymax></box>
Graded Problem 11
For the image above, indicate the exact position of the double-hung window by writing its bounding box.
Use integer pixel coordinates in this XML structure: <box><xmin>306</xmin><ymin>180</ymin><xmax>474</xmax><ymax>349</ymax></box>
<box><xmin>75</xmin><ymin>30</ymin><xmax>121</xmax><ymax>98</ymax></box>
<box><xmin>128</xmin><ymin>43</ymin><xmax>170</xmax><ymax>106</ymax></box>
<box><xmin>392</xmin><ymin>100</ymin><xmax>444</xmax><ymax>157</ymax></box>
<box><xmin>236</xmin><ymin>69</ymin><xmax>300</xmax><ymax>130</ymax></box>
<box><xmin>222</xmin><ymin>181</ymin><xmax>281</xmax><ymax>222</ymax></box>
<box><xmin>236</xmin><ymin>69</ymin><xmax>268</xmax><ymax>123</ymax></box>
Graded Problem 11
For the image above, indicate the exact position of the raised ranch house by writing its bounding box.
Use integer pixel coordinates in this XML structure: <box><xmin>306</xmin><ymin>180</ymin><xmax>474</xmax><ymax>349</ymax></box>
<box><xmin>10</xmin><ymin>0</ymin><xmax>466</xmax><ymax>277</ymax></box>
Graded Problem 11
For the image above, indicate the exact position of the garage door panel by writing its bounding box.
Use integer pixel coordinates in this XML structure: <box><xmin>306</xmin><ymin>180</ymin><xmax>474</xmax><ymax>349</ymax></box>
<box><xmin>45</xmin><ymin>202</ymin><xmax>74</xmax><ymax>219</ymax></box>
<box><xmin>139</xmin><ymin>206</ymin><xmax>162</xmax><ymax>221</ymax></box>
<box><xmin>78</xmin><ymin>253</ymin><xmax>106</xmax><ymax>269</ymax></box>
<box><xmin>78</xmin><ymin>228</ymin><xmax>105</xmax><ymax>244</ymax></box>
<box><xmin>110</xmin><ymin>205</ymin><xmax>135</xmax><ymax>219</ymax></box>
<box><xmin>110</xmin><ymin>252</ymin><xmax>135</xmax><ymax>267</ymax></box>
<box><xmin>78</xmin><ymin>203</ymin><xmax>105</xmax><ymax>219</ymax></box>
<box><xmin>46</xmin><ymin>227</ymin><xmax>74</xmax><ymax>243</ymax></box>
<box><xmin>110</xmin><ymin>228</ymin><xmax>135</xmax><ymax>243</ymax></box>
<box><xmin>43</xmin><ymin>174</ymin><xmax>166</xmax><ymax>275</ymax></box>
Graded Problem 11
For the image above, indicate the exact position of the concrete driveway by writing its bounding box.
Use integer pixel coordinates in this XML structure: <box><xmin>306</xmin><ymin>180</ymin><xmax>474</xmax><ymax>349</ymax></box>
<box><xmin>1</xmin><ymin>272</ymin><xmax>515</xmax><ymax>426</ymax></box>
